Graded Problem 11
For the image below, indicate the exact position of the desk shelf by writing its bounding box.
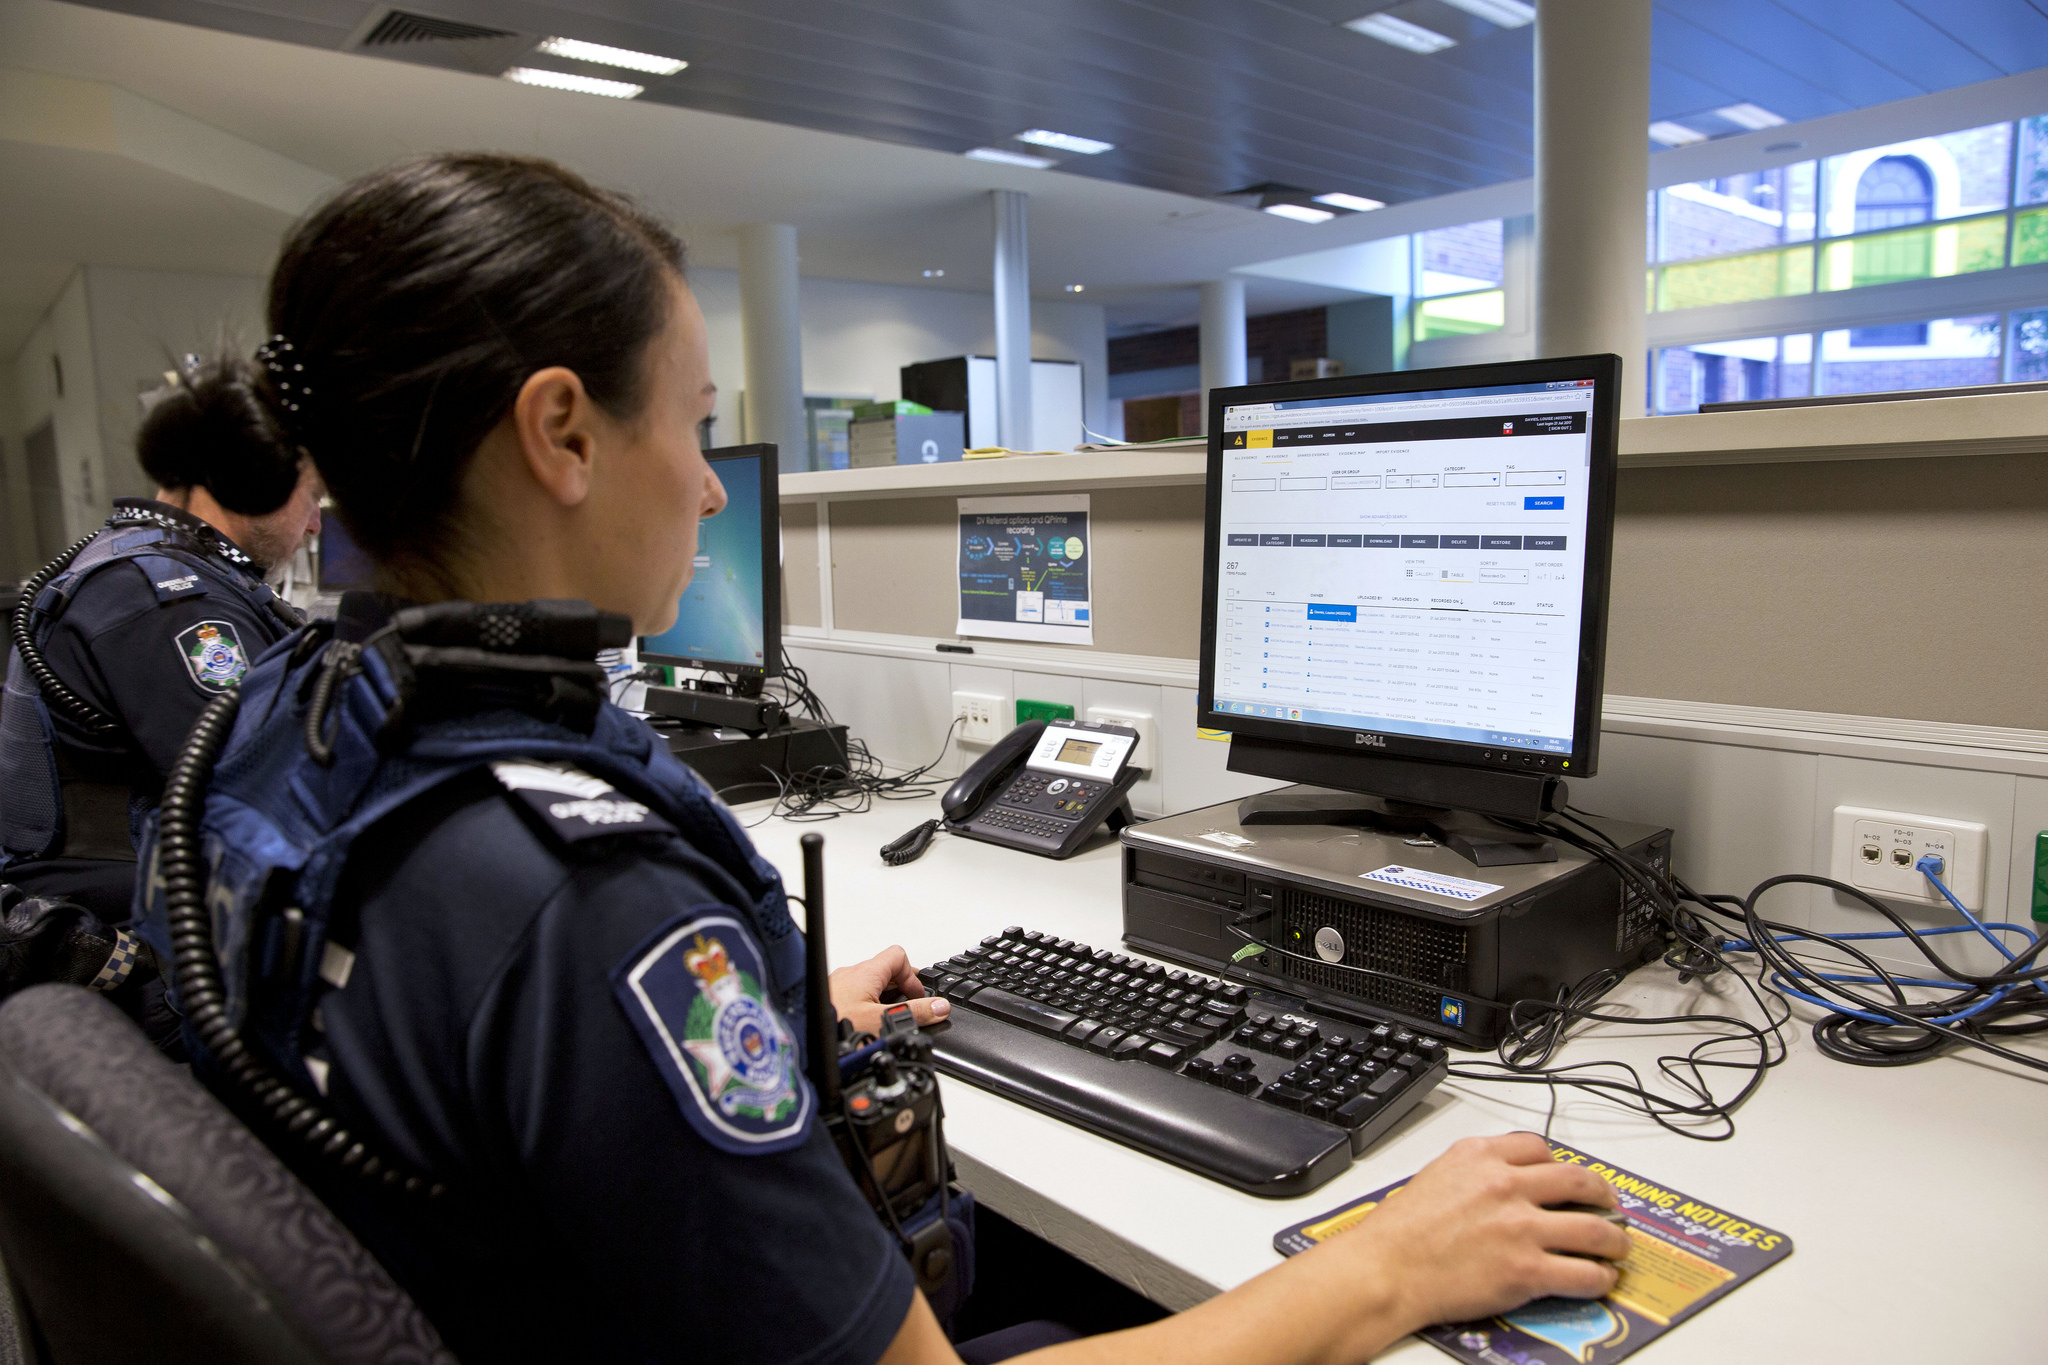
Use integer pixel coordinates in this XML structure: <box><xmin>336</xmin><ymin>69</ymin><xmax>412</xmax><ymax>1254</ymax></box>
<box><xmin>779</xmin><ymin>390</ymin><xmax>2048</xmax><ymax>503</ymax></box>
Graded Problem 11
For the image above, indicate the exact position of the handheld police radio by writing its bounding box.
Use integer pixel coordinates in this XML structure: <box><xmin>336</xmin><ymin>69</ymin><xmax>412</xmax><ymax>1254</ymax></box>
<box><xmin>800</xmin><ymin>834</ymin><xmax>971</xmax><ymax>1317</ymax></box>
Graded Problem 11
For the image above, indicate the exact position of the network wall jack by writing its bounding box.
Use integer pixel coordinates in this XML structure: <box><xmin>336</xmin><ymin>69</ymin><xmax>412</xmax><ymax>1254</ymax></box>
<box><xmin>1828</xmin><ymin>805</ymin><xmax>1989</xmax><ymax>911</ymax></box>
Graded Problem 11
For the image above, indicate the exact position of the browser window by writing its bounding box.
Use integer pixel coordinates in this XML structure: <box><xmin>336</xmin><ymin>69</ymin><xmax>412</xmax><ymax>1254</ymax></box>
<box><xmin>1210</xmin><ymin>379</ymin><xmax>1597</xmax><ymax>753</ymax></box>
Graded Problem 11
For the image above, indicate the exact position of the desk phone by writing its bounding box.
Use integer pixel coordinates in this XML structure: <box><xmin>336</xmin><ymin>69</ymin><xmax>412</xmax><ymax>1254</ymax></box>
<box><xmin>943</xmin><ymin>719</ymin><xmax>1141</xmax><ymax>859</ymax></box>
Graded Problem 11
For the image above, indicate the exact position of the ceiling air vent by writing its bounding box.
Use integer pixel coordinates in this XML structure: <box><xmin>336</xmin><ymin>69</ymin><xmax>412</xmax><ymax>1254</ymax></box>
<box><xmin>358</xmin><ymin>9</ymin><xmax>516</xmax><ymax>46</ymax></box>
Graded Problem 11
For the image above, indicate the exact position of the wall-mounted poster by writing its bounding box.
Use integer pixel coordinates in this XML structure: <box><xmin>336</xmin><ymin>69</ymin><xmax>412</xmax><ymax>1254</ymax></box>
<box><xmin>956</xmin><ymin>494</ymin><xmax>1092</xmax><ymax>646</ymax></box>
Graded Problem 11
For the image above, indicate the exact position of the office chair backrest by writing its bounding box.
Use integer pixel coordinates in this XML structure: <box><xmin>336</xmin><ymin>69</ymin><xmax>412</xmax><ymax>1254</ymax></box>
<box><xmin>0</xmin><ymin>985</ymin><xmax>454</xmax><ymax>1365</ymax></box>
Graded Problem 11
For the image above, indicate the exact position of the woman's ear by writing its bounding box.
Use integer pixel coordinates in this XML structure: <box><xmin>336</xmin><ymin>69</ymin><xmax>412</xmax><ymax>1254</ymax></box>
<box><xmin>511</xmin><ymin>366</ymin><xmax>598</xmax><ymax>507</ymax></box>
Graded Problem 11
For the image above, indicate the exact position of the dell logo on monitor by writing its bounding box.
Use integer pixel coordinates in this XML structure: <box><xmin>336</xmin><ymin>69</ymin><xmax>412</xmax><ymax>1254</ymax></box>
<box><xmin>1353</xmin><ymin>733</ymin><xmax>1387</xmax><ymax>747</ymax></box>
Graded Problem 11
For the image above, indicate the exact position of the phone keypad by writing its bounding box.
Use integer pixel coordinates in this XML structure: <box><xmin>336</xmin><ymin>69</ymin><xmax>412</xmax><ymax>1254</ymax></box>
<box><xmin>975</xmin><ymin>807</ymin><xmax>1065</xmax><ymax>841</ymax></box>
<box><xmin>1002</xmin><ymin>773</ymin><xmax>1102</xmax><ymax>813</ymax></box>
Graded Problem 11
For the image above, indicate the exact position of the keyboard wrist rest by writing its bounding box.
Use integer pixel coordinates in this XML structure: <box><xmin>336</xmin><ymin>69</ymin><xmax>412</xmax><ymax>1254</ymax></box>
<box><xmin>930</xmin><ymin>1007</ymin><xmax>1353</xmax><ymax>1198</ymax></box>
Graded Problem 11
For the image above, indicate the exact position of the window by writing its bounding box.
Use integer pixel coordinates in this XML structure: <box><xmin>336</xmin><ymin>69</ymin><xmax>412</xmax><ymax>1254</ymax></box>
<box><xmin>1819</xmin><ymin>315</ymin><xmax>1999</xmax><ymax>395</ymax></box>
<box><xmin>2010</xmin><ymin>308</ymin><xmax>2048</xmax><ymax>381</ymax></box>
<box><xmin>1853</xmin><ymin>157</ymin><xmax>1933</xmax><ymax>232</ymax></box>
<box><xmin>1652</xmin><ymin>336</ymin><xmax>1810</xmax><ymax>414</ymax></box>
<box><xmin>1645</xmin><ymin>114</ymin><xmax>2048</xmax><ymax>409</ymax></box>
<box><xmin>1414</xmin><ymin>220</ymin><xmax>1504</xmax><ymax>340</ymax></box>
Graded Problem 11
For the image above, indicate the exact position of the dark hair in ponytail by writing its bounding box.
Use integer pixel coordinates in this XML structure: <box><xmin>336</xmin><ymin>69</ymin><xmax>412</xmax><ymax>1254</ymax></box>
<box><xmin>265</xmin><ymin>153</ymin><xmax>685</xmax><ymax>568</ymax></box>
<box><xmin>135</xmin><ymin>356</ymin><xmax>303</xmax><ymax>516</ymax></box>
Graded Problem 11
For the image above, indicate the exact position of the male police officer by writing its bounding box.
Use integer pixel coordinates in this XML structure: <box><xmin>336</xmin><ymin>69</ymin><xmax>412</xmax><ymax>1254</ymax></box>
<box><xmin>1</xmin><ymin>359</ymin><xmax>322</xmax><ymax>918</ymax></box>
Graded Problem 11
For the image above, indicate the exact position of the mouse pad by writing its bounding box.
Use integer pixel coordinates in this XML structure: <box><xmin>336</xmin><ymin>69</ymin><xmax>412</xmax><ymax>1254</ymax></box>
<box><xmin>1273</xmin><ymin>1140</ymin><xmax>1793</xmax><ymax>1364</ymax></box>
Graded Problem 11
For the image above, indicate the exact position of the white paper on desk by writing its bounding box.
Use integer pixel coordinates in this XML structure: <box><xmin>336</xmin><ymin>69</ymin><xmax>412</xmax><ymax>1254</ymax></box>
<box><xmin>956</xmin><ymin>494</ymin><xmax>1093</xmax><ymax>646</ymax></box>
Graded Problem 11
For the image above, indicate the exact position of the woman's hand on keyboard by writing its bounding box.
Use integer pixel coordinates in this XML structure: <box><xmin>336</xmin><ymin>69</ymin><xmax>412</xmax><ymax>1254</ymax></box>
<box><xmin>829</xmin><ymin>943</ymin><xmax>952</xmax><ymax>1036</ymax></box>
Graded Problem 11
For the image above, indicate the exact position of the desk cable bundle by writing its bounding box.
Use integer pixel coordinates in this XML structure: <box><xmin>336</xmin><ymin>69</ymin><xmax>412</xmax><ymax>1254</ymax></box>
<box><xmin>1414</xmin><ymin>805</ymin><xmax>2048</xmax><ymax>1141</ymax></box>
<box><xmin>699</xmin><ymin>647</ymin><xmax>963</xmax><ymax>824</ymax></box>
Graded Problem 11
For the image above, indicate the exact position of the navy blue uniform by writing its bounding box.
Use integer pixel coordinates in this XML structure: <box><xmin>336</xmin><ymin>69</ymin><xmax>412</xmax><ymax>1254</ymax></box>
<box><xmin>303</xmin><ymin>769</ymin><xmax>914</xmax><ymax>1363</ymax></box>
<box><xmin>1</xmin><ymin>498</ymin><xmax>297</xmax><ymax>915</ymax></box>
<box><xmin>146</xmin><ymin>594</ymin><xmax>913</xmax><ymax>1364</ymax></box>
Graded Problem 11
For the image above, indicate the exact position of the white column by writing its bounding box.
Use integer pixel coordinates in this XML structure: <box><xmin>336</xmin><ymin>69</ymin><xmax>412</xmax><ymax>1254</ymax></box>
<box><xmin>1199</xmin><ymin>278</ymin><xmax>1248</xmax><ymax>430</ymax></box>
<box><xmin>738</xmin><ymin>223</ymin><xmax>807</xmax><ymax>473</ymax></box>
<box><xmin>1534</xmin><ymin>0</ymin><xmax>1650</xmax><ymax>409</ymax></box>
<box><xmin>991</xmin><ymin>190</ymin><xmax>1033</xmax><ymax>450</ymax></box>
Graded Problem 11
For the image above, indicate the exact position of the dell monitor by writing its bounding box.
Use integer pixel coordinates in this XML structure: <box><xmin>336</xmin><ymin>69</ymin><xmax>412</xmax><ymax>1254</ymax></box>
<box><xmin>315</xmin><ymin>512</ymin><xmax>375</xmax><ymax>594</ymax></box>
<box><xmin>638</xmin><ymin>443</ymin><xmax>781</xmax><ymax>686</ymax></box>
<box><xmin>1197</xmin><ymin>355</ymin><xmax>1622</xmax><ymax>865</ymax></box>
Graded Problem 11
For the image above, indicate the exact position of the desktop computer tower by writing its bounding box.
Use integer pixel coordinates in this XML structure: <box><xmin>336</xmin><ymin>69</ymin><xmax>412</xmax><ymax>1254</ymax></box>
<box><xmin>1121</xmin><ymin>789</ymin><xmax>1671</xmax><ymax>1049</ymax></box>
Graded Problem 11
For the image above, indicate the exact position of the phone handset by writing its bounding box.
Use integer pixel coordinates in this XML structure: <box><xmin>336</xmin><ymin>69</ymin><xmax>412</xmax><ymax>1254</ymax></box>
<box><xmin>940</xmin><ymin>720</ymin><xmax>1044</xmax><ymax>823</ymax></box>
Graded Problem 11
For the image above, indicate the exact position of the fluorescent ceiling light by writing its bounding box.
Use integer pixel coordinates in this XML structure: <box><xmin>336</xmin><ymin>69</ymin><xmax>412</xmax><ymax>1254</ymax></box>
<box><xmin>1017</xmin><ymin>128</ymin><xmax>1114</xmax><ymax>155</ymax></box>
<box><xmin>535</xmin><ymin>37</ymin><xmax>686</xmax><ymax>75</ymax></box>
<box><xmin>1264</xmin><ymin>202</ymin><xmax>1336</xmax><ymax>224</ymax></box>
<box><xmin>965</xmin><ymin>146</ymin><xmax>1057</xmax><ymax>169</ymax></box>
<box><xmin>1437</xmin><ymin>0</ymin><xmax>1535</xmax><ymax>26</ymax></box>
<box><xmin>1648</xmin><ymin>121</ymin><xmax>1708</xmax><ymax>147</ymax></box>
<box><xmin>1716</xmin><ymin>103</ymin><xmax>1786</xmax><ymax>130</ymax></box>
<box><xmin>503</xmin><ymin>67</ymin><xmax>644</xmax><ymax>98</ymax></box>
<box><xmin>1314</xmin><ymin>192</ymin><xmax>1386</xmax><ymax>212</ymax></box>
<box><xmin>1342</xmin><ymin>13</ymin><xmax>1457</xmax><ymax>54</ymax></box>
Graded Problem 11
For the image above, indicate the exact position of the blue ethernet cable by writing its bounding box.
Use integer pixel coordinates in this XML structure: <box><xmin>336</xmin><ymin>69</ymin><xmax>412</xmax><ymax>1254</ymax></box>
<box><xmin>1719</xmin><ymin>858</ymin><xmax>2043</xmax><ymax>1028</ymax></box>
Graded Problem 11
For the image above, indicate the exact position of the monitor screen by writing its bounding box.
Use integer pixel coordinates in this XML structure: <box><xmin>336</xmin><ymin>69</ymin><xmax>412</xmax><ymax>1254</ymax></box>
<box><xmin>637</xmin><ymin>444</ymin><xmax>780</xmax><ymax>677</ymax></box>
<box><xmin>316</xmin><ymin>513</ymin><xmax>374</xmax><ymax>594</ymax></box>
<box><xmin>1198</xmin><ymin>357</ymin><xmax>1620</xmax><ymax>780</ymax></box>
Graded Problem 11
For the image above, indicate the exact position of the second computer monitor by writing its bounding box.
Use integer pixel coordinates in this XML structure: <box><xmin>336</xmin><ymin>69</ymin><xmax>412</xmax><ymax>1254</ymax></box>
<box><xmin>1197</xmin><ymin>355</ymin><xmax>1622</xmax><ymax>812</ymax></box>
<box><xmin>637</xmin><ymin>443</ymin><xmax>780</xmax><ymax>680</ymax></box>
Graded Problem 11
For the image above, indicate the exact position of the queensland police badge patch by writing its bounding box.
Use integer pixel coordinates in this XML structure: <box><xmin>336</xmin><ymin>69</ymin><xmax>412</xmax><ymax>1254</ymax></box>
<box><xmin>174</xmin><ymin>619</ymin><xmax>248</xmax><ymax>693</ymax></box>
<box><xmin>613</xmin><ymin>911</ymin><xmax>812</xmax><ymax>1155</ymax></box>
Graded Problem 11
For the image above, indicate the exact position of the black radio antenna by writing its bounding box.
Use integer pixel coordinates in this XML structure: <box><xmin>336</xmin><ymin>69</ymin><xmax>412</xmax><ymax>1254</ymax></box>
<box><xmin>799</xmin><ymin>833</ymin><xmax>841</xmax><ymax>1111</ymax></box>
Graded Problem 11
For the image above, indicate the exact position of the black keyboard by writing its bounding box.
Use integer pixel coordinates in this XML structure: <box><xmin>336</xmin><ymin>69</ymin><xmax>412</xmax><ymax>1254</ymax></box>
<box><xmin>917</xmin><ymin>926</ymin><xmax>1448</xmax><ymax>1198</ymax></box>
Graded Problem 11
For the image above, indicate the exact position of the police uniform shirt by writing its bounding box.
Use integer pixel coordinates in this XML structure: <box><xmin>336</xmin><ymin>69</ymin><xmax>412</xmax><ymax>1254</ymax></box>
<box><xmin>40</xmin><ymin>498</ymin><xmax>289</xmax><ymax>781</ymax></box>
<box><xmin>299</xmin><ymin>757</ymin><xmax>915</xmax><ymax>1362</ymax></box>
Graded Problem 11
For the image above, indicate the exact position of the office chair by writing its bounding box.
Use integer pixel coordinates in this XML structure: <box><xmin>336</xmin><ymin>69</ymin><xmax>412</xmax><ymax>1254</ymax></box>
<box><xmin>0</xmin><ymin>984</ymin><xmax>454</xmax><ymax>1365</ymax></box>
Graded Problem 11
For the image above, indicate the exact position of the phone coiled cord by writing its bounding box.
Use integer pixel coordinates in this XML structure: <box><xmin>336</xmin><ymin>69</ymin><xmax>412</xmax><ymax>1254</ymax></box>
<box><xmin>881</xmin><ymin>820</ymin><xmax>942</xmax><ymax>866</ymax></box>
<box><xmin>10</xmin><ymin>536</ymin><xmax>123</xmax><ymax>737</ymax></box>
<box><xmin>159</xmin><ymin>688</ymin><xmax>444</xmax><ymax>1199</ymax></box>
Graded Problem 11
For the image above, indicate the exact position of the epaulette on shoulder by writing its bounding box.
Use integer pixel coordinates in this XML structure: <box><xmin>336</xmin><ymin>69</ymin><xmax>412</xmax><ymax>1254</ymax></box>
<box><xmin>490</xmin><ymin>760</ymin><xmax>680</xmax><ymax>846</ymax></box>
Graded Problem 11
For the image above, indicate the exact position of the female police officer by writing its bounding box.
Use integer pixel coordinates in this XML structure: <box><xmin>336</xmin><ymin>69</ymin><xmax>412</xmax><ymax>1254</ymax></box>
<box><xmin>0</xmin><ymin>363</ymin><xmax>320</xmax><ymax>917</ymax></box>
<box><xmin>139</xmin><ymin>153</ymin><xmax>1629</xmax><ymax>1365</ymax></box>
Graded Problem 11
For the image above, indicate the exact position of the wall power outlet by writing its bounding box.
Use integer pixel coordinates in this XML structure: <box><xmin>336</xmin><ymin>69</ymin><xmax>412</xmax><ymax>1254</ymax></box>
<box><xmin>951</xmin><ymin>691</ymin><xmax>1006</xmax><ymax>745</ymax></box>
<box><xmin>1828</xmin><ymin>805</ymin><xmax>1989</xmax><ymax>911</ymax></box>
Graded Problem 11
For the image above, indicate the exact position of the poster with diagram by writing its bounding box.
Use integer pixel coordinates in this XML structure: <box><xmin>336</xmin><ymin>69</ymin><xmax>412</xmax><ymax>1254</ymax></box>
<box><xmin>956</xmin><ymin>494</ymin><xmax>1093</xmax><ymax>645</ymax></box>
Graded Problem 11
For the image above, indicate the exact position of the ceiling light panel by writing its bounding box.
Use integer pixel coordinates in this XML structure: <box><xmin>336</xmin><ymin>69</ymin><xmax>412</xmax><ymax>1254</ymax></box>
<box><xmin>1016</xmin><ymin>129</ymin><xmax>1114</xmax><ymax>155</ymax></box>
<box><xmin>1264</xmin><ymin>202</ymin><xmax>1336</xmax><ymax>224</ymax></box>
<box><xmin>965</xmin><ymin>147</ymin><xmax>1057</xmax><ymax>168</ymax></box>
<box><xmin>503</xmin><ymin>67</ymin><xmax>644</xmax><ymax>98</ymax></box>
<box><xmin>535</xmin><ymin>37</ymin><xmax>686</xmax><ymax>75</ymax></box>
<box><xmin>1648</xmin><ymin>121</ymin><xmax>1708</xmax><ymax>146</ymax></box>
<box><xmin>1342</xmin><ymin>13</ymin><xmax>1457</xmax><ymax>54</ymax></box>
<box><xmin>1715</xmin><ymin>103</ymin><xmax>1786</xmax><ymax>130</ymax></box>
<box><xmin>1437</xmin><ymin>0</ymin><xmax>1535</xmax><ymax>27</ymax></box>
<box><xmin>1314</xmin><ymin>192</ymin><xmax>1386</xmax><ymax>212</ymax></box>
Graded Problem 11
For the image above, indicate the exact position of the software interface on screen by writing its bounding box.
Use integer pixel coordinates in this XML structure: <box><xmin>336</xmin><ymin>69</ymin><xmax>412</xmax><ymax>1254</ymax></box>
<box><xmin>316</xmin><ymin>516</ymin><xmax>374</xmax><ymax>593</ymax></box>
<box><xmin>1211</xmin><ymin>378</ymin><xmax>1598</xmax><ymax>755</ymax></box>
<box><xmin>639</xmin><ymin>452</ymin><xmax>768</xmax><ymax>669</ymax></box>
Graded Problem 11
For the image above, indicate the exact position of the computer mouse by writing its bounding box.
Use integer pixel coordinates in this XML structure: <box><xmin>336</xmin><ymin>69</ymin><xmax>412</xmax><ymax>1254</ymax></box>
<box><xmin>1545</xmin><ymin>1202</ymin><xmax>1631</xmax><ymax>1262</ymax></box>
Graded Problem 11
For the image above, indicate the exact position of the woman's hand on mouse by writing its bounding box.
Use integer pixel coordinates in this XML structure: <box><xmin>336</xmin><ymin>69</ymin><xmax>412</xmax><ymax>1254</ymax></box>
<box><xmin>1319</xmin><ymin>1131</ymin><xmax>1633</xmax><ymax>1335</ymax></box>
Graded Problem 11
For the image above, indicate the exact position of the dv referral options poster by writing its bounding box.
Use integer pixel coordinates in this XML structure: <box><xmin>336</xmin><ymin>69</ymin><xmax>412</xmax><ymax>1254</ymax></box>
<box><xmin>956</xmin><ymin>494</ymin><xmax>1093</xmax><ymax>646</ymax></box>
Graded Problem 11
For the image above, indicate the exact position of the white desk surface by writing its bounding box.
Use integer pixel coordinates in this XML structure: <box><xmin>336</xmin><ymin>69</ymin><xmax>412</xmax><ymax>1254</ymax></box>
<box><xmin>744</xmin><ymin>795</ymin><xmax>2048</xmax><ymax>1363</ymax></box>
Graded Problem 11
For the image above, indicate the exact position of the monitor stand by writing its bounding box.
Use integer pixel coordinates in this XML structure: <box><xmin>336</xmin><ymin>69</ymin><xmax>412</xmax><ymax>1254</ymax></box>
<box><xmin>1236</xmin><ymin>788</ymin><xmax>1556</xmax><ymax>867</ymax></box>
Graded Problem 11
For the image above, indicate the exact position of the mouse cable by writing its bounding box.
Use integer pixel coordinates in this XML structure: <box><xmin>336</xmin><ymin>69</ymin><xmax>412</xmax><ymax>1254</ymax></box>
<box><xmin>1222</xmin><ymin>903</ymin><xmax>1788</xmax><ymax>1141</ymax></box>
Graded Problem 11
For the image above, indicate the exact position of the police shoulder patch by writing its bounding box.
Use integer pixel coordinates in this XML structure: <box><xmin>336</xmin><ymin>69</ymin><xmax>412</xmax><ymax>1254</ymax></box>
<box><xmin>174</xmin><ymin>619</ymin><xmax>248</xmax><ymax>693</ymax></box>
<box><xmin>491</xmin><ymin>760</ymin><xmax>679</xmax><ymax>844</ymax></box>
<box><xmin>612</xmin><ymin>910</ymin><xmax>813</xmax><ymax>1155</ymax></box>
